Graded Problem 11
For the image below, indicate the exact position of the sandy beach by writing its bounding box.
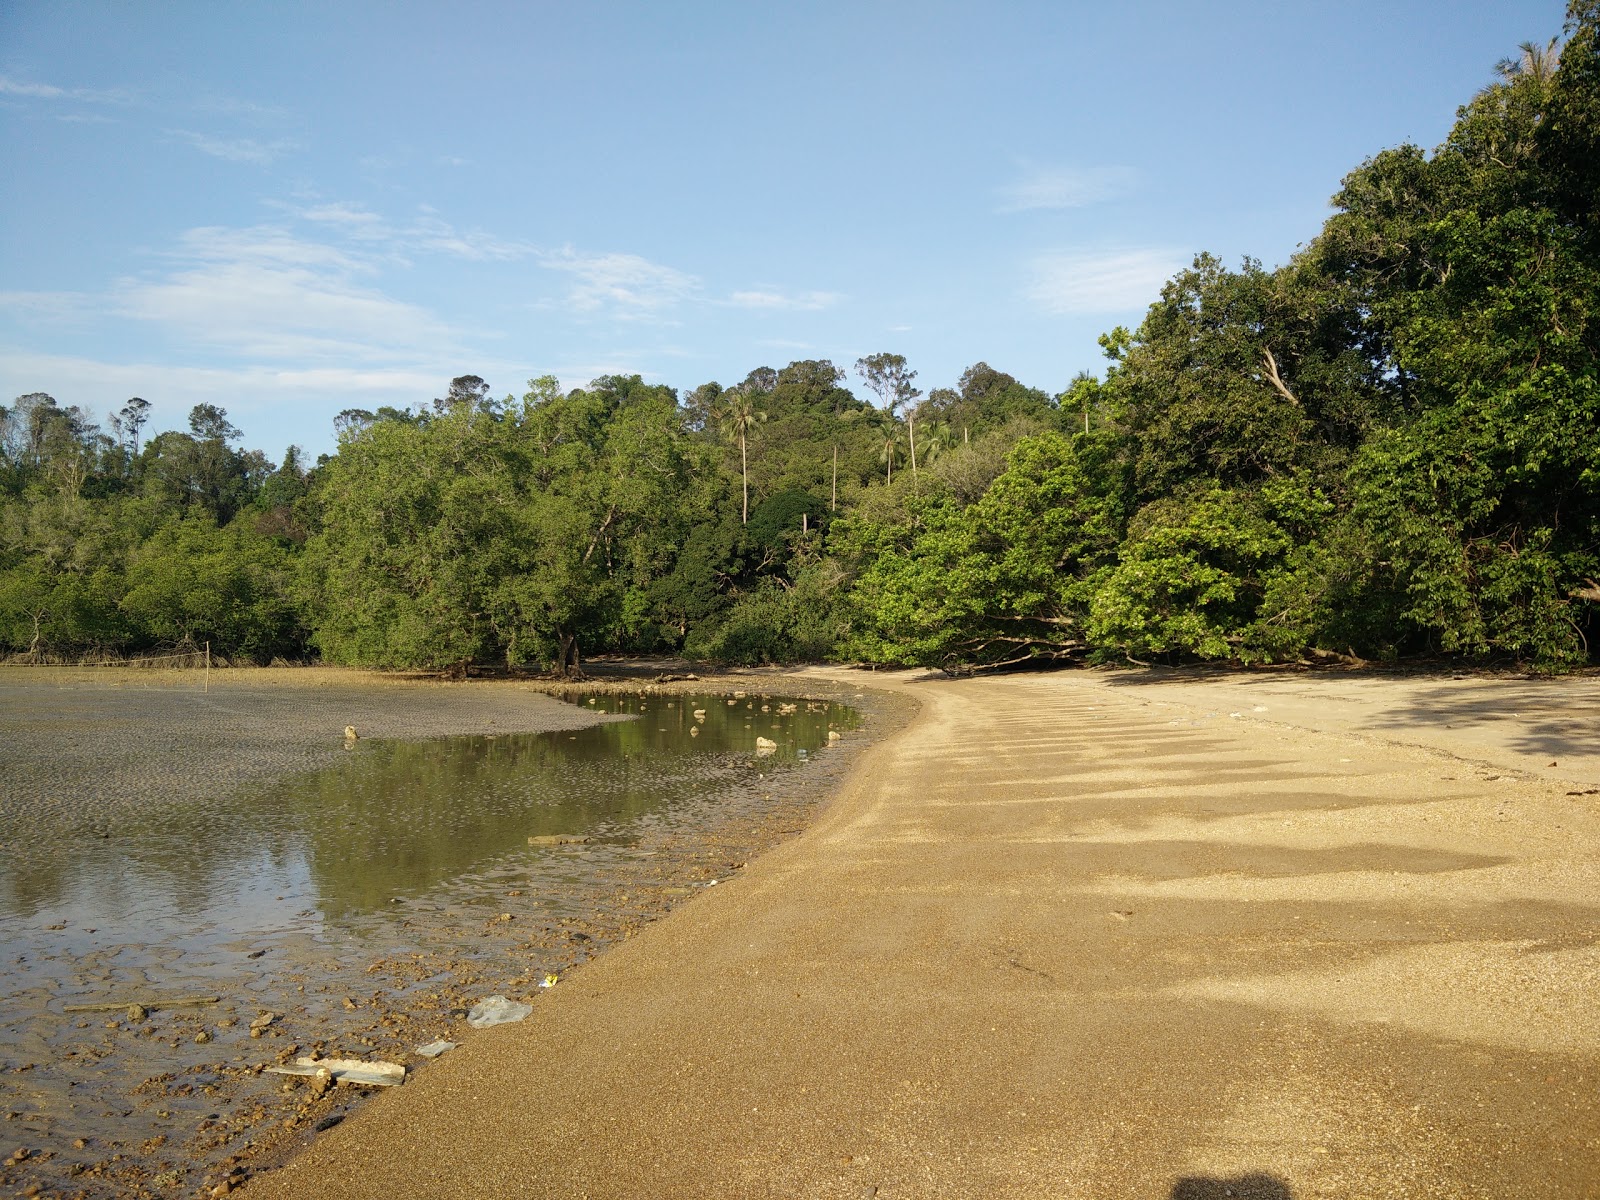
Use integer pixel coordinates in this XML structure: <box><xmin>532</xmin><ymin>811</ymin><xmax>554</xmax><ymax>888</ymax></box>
<box><xmin>237</xmin><ymin>664</ymin><xmax>1600</xmax><ymax>1199</ymax></box>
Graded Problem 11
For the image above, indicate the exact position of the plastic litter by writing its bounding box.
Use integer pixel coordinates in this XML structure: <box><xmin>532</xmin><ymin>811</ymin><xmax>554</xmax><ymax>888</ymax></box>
<box><xmin>466</xmin><ymin>995</ymin><xmax>533</xmax><ymax>1028</ymax></box>
<box><xmin>416</xmin><ymin>1040</ymin><xmax>457</xmax><ymax>1058</ymax></box>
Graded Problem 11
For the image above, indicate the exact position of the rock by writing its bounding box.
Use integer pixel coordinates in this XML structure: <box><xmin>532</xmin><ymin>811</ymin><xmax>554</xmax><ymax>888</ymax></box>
<box><xmin>308</xmin><ymin>1068</ymin><xmax>333</xmax><ymax>1100</ymax></box>
<box><xmin>126</xmin><ymin>1004</ymin><xmax>147</xmax><ymax>1022</ymax></box>
<box><xmin>689</xmin><ymin>726</ymin><xmax>700</xmax><ymax>737</ymax></box>
<box><xmin>692</xmin><ymin>709</ymin><xmax>707</xmax><ymax>720</ymax></box>
<box><xmin>249</xmin><ymin>1012</ymin><xmax>277</xmax><ymax>1031</ymax></box>
<box><xmin>194</xmin><ymin>1030</ymin><xmax>211</xmax><ymax>1044</ymax></box>
<box><xmin>343</xmin><ymin>725</ymin><xmax>358</xmax><ymax>740</ymax></box>
<box><xmin>755</xmin><ymin>736</ymin><xmax>778</xmax><ymax>750</ymax></box>
<box><xmin>464</xmin><ymin>995</ymin><xmax>532</xmax><ymax>1028</ymax></box>
<box><xmin>828</xmin><ymin>730</ymin><xmax>841</xmax><ymax>742</ymax></box>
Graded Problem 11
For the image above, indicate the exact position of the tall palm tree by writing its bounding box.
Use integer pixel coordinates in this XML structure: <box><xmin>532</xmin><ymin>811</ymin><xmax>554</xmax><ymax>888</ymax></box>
<box><xmin>720</xmin><ymin>386</ymin><xmax>765</xmax><ymax>524</ymax></box>
<box><xmin>877</xmin><ymin>415</ymin><xmax>902</xmax><ymax>484</ymax></box>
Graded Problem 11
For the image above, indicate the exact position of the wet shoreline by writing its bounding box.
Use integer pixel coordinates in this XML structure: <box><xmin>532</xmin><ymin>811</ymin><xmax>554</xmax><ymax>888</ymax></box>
<box><xmin>0</xmin><ymin>665</ymin><xmax>914</xmax><ymax>1199</ymax></box>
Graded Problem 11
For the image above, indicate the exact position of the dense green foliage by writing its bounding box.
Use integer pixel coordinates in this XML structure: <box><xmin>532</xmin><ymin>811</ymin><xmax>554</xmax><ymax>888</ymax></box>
<box><xmin>3</xmin><ymin>7</ymin><xmax>1596</xmax><ymax>672</ymax></box>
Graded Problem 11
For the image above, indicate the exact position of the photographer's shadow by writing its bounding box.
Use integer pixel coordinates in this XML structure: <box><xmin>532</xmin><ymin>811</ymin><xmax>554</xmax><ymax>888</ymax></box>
<box><xmin>1170</xmin><ymin>1173</ymin><xmax>1294</xmax><ymax>1200</ymax></box>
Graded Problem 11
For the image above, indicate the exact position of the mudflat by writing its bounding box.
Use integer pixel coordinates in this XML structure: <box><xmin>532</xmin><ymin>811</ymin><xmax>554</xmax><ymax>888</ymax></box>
<box><xmin>243</xmin><ymin>665</ymin><xmax>1600</xmax><ymax>1200</ymax></box>
<box><xmin>0</xmin><ymin>666</ymin><xmax>613</xmax><ymax>849</ymax></box>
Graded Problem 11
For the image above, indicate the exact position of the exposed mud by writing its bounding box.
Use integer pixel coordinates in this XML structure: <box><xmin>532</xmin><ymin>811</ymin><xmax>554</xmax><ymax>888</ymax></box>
<box><xmin>0</xmin><ymin>665</ymin><xmax>911</xmax><ymax>1199</ymax></box>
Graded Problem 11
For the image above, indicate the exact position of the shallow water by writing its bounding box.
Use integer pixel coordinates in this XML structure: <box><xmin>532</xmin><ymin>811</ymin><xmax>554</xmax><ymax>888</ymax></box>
<box><xmin>0</xmin><ymin>689</ymin><xmax>864</xmax><ymax>1198</ymax></box>
<box><xmin>1</xmin><ymin>691</ymin><xmax>853</xmax><ymax>931</ymax></box>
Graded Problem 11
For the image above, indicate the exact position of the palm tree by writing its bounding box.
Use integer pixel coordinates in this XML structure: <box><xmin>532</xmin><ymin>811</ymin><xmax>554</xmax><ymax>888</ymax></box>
<box><xmin>877</xmin><ymin>415</ymin><xmax>902</xmax><ymax>484</ymax></box>
<box><xmin>917</xmin><ymin>419</ymin><xmax>952</xmax><ymax>469</ymax></box>
<box><xmin>1496</xmin><ymin>37</ymin><xmax>1560</xmax><ymax>87</ymax></box>
<box><xmin>720</xmin><ymin>386</ymin><xmax>765</xmax><ymax>524</ymax></box>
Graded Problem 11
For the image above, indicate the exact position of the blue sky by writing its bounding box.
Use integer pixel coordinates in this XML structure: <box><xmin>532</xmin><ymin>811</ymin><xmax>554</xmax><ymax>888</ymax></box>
<box><xmin>0</xmin><ymin>0</ymin><xmax>1569</xmax><ymax>459</ymax></box>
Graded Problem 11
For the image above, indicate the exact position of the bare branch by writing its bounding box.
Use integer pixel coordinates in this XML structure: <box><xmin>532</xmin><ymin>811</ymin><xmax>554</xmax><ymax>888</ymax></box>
<box><xmin>1572</xmin><ymin>578</ymin><xmax>1600</xmax><ymax>603</ymax></box>
<box><xmin>1259</xmin><ymin>347</ymin><xmax>1301</xmax><ymax>407</ymax></box>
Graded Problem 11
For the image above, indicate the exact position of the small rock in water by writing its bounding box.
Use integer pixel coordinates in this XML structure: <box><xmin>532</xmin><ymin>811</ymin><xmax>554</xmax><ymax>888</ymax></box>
<box><xmin>344</xmin><ymin>725</ymin><xmax>358</xmax><ymax>741</ymax></box>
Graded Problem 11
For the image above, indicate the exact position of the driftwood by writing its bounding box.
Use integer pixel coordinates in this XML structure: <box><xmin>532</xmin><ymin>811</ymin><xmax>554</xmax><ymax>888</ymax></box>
<box><xmin>63</xmin><ymin>995</ymin><xmax>220</xmax><ymax>1014</ymax></box>
<box><xmin>266</xmin><ymin>1057</ymin><xmax>406</xmax><ymax>1087</ymax></box>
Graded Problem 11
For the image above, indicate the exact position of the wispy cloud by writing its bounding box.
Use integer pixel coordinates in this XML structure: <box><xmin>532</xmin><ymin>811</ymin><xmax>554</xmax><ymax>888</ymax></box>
<box><xmin>0</xmin><ymin>349</ymin><xmax>447</xmax><ymax>447</ymax></box>
<box><xmin>112</xmin><ymin>225</ymin><xmax>461</xmax><ymax>362</ymax></box>
<box><xmin>0</xmin><ymin>75</ymin><xmax>132</xmax><ymax>104</ymax></box>
<box><xmin>538</xmin><ymin>249</ymin><xmax>699</xmax><ymax>317</ymax></box>
<box><xmin>276</xmin><ymin>200</ymin><xmax>534</xmax><ymax>262</ymax></box>
<box><xmin>1026</xmin><ymin>248</ymin><xmax>1182</xmax><ymax>314</ymax></box>
<box><xmin>171</xmin><ymin>129</ymin><xmax>299</xmax><ymax>165</ymax></box>
<box><xmin>728</xmin><ymin>288</ymin><xmax>841</xmax><ymax>311</ymax></box>
<box><xmin>998</xmin><ymin>165</ymin><xmax>1139</xmax><ymax>213</ymax></box>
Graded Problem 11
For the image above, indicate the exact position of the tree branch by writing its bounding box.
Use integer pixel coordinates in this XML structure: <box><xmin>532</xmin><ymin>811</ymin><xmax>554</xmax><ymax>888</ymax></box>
<box><xmin>1259</xmin><ymin>347</ymin><xmax>1301</xmax><ymax>407</ymax></box>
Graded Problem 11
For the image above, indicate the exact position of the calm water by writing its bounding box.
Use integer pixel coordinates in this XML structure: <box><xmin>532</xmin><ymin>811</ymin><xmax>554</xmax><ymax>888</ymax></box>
<box><xmin>0</xmin><ymin>689</ymin><xmax>864</xmax><ymax>1197</ymax></box>
<box><xmin>0</xmin><ymin>691</ymin><xmax>859</xmax><ymax>938</ymax></box>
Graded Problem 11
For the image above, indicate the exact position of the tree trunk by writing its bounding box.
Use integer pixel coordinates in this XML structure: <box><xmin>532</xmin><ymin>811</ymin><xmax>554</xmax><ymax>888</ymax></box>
<box><xmin>740</xmin><ymin>433</ymin><xmax>749</xmax><ymax>525</ymax></box>
<box><xmin>555</xmin><ymin>634</ymin><xmax>584</xmax><ymax>679</ymax></box>
<box><xmin>831</xmin><ymin>443</ymin><xmax>837</xmax><ymax>511</ymax></box>
<box><xmin>908</xmin><ymin>412</ymin><xmax>917</xmax><ymax>481</ymax></box>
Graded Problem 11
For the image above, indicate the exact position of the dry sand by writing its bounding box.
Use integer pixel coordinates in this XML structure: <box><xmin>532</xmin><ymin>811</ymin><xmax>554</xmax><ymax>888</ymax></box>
<box><xmin>237</xmin><ymin>665</ymin><xmax>1600</xmax><ymax>1199</ymax></box>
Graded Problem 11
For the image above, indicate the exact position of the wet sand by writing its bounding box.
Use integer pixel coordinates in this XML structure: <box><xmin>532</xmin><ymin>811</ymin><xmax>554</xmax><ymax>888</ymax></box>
<box><xmin>241</xmin><ymin>665</ymin><xmax>1600</xmax><ymax>1199</ymax></box>
<box><xmin>0</xmin><ymin>665</ymin><xmax>907</xmax><ymax>1199</ymax></box>
<box><xmin>0</xmin><ymin>666</ymin><xmax>619</xmax><ymax>849</ymax></box>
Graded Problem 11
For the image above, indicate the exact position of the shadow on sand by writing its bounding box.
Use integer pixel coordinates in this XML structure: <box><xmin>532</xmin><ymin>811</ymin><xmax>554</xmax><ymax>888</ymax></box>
<box><xmin>1170</xmin><ymin>1173</ymin><xmax>1294</xmax><ymax>1199</ymax></box>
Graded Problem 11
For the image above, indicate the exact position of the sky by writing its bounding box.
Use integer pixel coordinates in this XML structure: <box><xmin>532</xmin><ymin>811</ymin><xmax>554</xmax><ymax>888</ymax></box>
<box><xmin>0</xmin><ymin>0</ymin><xmax>1571</xmax><ymax>459</ymax></box>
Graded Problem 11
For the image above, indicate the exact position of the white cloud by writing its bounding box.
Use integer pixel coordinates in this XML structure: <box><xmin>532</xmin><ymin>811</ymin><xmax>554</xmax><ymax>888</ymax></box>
<box><xmin>1026</xmin><ymin>248</ymin><xmax>1183</xmax><ymax>314</ymax></box>
<box><xmin>273</xmin><ymin>200</ymin><xmax>534</xmax><ymax>261</ymax></box>
<box><xmin>0</xmin><ymin>76</ymin><xmax>65</xmax><ymax>98</ymax></box>
<box><xmin>997</xmin><ymin>165</ymin><xmax>1139</xmax><ymax>213</ymax></box>
<box><xmin>728</xmin><ymin>288</ymin><xmax>841</xmax><ymax>311</ymax></box>
<box><xmin>171</xmin><ymin>129</ymin><xmax>298</xmax><ymax>165</ymax></box>
<box><xmin>0</xmin><ymin>350</ymin><xmax>447</xmax><ymax>453</ymax></box>
<box><xmin>112</xmin><ymin>225</ymin><xmax>461</xmax><ymax>362</ymax></box>
<box><xmin>0</xmin><ymin>75</ymin><xmax>131</xmax><ymax>104</ymax></box>
<box><xmin>538</xmin><ymin>249</ymin><xmax>699</xmax><ymax>316</ymax></box>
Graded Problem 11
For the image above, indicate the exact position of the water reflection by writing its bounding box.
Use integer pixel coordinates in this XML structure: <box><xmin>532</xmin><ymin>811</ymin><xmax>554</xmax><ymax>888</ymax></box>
<box><xmin>0</xmin><ymin>692</ymin><xmax>858</xmax><ymax>933</ymax></box>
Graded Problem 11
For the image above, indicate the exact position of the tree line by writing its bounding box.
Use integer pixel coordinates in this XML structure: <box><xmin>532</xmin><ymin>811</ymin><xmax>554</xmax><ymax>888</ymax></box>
<box><xmin>3</xmin><ymin>4</ymin><xmax>1597</xmax><ymax>672</ymax></box>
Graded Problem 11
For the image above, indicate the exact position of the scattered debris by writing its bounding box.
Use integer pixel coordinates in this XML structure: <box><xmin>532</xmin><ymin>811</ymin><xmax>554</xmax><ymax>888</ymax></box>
<box><xmin>465</xmin><ymin>995</ymin><xmax>532</xmax><ymax>1028</ymax></box>
<box><xmin>62</xmin><ymin>995</ymin><xmax>220</xmax><ymax>1014</ymax></box>
<box><xmin>416</xmin><ymin>1040</ymin><xmax>456</xmax><ymax>1058</ymax></box>
<box><xmin>266</xmin><ymin>1057</ymin><xmax>405</xmax><ymax>1087</ymax></box>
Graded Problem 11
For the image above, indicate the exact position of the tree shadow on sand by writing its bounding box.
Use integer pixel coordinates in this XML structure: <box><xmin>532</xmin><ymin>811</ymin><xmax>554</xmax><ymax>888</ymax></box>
<box><xmin>1170</xmin><ymin>1173</ymin><xmax>1294</xmax><ymax>1200</ymax></box>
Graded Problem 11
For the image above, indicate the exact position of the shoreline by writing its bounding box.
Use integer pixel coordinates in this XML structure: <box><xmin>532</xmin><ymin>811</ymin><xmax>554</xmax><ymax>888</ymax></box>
<box><xmin>240</xmin><ymin>664</ymin><xmax>1600</xmax><ymax>1199</ymax></box>
<box><xmin>0</xmin><ymin>664</ymin><xmax>915</xmax><ymax>1199</ymax></box>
